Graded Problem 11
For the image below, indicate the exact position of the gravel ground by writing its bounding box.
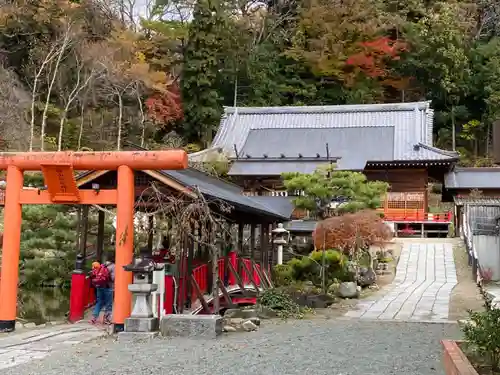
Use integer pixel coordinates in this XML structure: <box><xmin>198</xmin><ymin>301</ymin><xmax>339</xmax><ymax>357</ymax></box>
<box><xmin>4</xmin><ymin>319</ymin><xmax>462</xmax><ymax>375</ymax></box>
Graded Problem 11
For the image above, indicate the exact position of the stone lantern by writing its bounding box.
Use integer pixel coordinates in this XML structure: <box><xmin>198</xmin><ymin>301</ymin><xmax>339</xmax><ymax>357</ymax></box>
<box><xmin>122</xmin><ymin>247</ymin><xmax>164</xmax><ymax>335</ymax></box>
<box><xmin>272</xmin><ymin>223</ymin><xmax>289</xmax><ymax>265</ymax></box>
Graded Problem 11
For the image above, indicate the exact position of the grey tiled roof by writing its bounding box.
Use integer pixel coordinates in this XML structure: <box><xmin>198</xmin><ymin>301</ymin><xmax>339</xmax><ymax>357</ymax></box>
<box><xmin>444</xmin><ymin>168</ymin><xmax>500</xmax><ymax>189</ymax></box>
<box><xmin>229</xmin><ymin>127</ymin><xmax>394</xmax><ymax>174</ymax></box>
<box><xmin>229</xmin><ymin>160</ymin><xmax>333</xmax><ymax>175</ymax></box>
<box><xmin>248</xmin><ymin>196</ymin><xmax>296</xmax><ymax>218</ymax></box>
<box><xmin>213</xmin><ymin>102</ymin><xmax>459</xmax><ymax>167</ymax></box>
<box><xmin>284</xmin><ymin>220</ymin><xmax>317</xmax><ymax>233</ymax></box>
<box><xmin>454</xmin><ymin>196</ymin><xmax>500</xmax><ymax>206</ymax></box>
<box><xmin>157</xmin><ymin>169</ymin><xmax>289</xmax><ymax>220</ymax></box>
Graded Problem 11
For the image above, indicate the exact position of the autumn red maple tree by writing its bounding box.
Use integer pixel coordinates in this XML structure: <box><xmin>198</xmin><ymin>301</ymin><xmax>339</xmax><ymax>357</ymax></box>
<box><xmin>346</xmin><ymin>37</ymin><xmax>407</xmax><ymax>78</ymax></box>
<box><xmin>145</xmin><ymin>83</ymin><xmax>183</xmax><ymax>125</ymax></box>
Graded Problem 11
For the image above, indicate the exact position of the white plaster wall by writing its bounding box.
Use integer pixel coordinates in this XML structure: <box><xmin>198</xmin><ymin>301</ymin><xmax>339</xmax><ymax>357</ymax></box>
<box><xmin>473</xmin><ymin>235</ymin><xmax>500</xmax><ymax>281</ymax></box>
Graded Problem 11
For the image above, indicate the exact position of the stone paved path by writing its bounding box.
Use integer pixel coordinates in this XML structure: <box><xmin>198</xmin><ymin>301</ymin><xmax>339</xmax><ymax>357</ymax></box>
<box><xmin>345</xmin><ymin>240</ymin><xmax>457</xmax><ymax>321</ymax></box>
<box><xmin>0</xmin><ymin>323</ymin><xmax>108</xmax><ymax>370</ymax></box>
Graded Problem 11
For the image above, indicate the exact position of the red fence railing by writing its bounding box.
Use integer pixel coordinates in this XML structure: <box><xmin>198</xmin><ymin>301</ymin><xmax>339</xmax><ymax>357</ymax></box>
<box><xmin>240</xmin><ymin>258</ymin><xmax>260</xmax><ymax>285</ymax></box>
<box><xmin>70</xmin><ymin>251</ymin><xmax>267</xmax><ymax>322</ymax></box>
<box><xmin>382</xmin><ymin>211</ymin><xmax>452</xmax><ymax>222</ymax></box>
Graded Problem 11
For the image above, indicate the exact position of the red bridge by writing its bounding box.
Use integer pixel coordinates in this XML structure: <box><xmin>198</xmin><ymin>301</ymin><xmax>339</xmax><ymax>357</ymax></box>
<box><xmin>69</xmin><ymin>251</ymin><xmax>271</xmax><ymax>322</ymax></box>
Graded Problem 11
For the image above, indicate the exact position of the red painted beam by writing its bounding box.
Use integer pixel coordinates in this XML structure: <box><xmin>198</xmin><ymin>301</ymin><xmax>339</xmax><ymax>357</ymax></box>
<box><xmin>0</xmin><ymin>150</ymin><xmax>188</xmax><ymax>171</ymax></box>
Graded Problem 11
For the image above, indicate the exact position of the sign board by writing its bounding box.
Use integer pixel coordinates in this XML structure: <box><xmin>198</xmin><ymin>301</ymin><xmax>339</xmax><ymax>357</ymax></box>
<box><xmin>40</xmin><ymin>164</ymin><xmax>80</xmax><ymax>203</ymax></box>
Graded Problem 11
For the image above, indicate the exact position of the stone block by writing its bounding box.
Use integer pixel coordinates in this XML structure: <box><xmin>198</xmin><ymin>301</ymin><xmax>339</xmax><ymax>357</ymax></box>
<box><xmin>160</xmin><ymin>314</ymin><xmax>222</xmax><ymax>339</ymax></box>
<box><xmin>118</xmin><ymin>332</ymin><xmax>159</xmax><ymax>343</ymax></box>
<box><xmin>125</xmin><ymin>317</ymin><xmax>158</xmax><ymax>332</ymax></box>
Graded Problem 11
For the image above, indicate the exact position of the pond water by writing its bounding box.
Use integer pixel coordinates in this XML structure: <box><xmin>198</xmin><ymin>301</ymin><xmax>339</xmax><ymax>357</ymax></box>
<box><xmin>18</xmin><ymin>287</ymin><xmax>70</xmax><ymax>325</ymax></box>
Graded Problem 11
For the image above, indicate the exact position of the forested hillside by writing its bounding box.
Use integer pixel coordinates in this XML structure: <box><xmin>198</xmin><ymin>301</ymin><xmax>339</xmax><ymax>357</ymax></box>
<box><xmin>0</xmin><ymin>0</ymin><xmax>499</xmax><ymax>165</ymax></box>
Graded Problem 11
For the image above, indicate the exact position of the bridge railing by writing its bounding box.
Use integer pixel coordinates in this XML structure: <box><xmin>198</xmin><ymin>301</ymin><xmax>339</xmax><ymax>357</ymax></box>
<box><xmin>69</xmin><ymin>251</ymin><xmax>271</xmax><ymax>321</ymax></box>
<box><xmin>68</xmin><ymin>274</ymin><xmax>96</xmax><ymax>322</ymax></box>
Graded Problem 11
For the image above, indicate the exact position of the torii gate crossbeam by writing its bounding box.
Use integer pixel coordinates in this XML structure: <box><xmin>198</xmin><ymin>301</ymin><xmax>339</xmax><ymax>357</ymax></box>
<box><xmin>0</xmin><ymin>150</ymin><xmax>188</xmax><ymax>332</ymax></box>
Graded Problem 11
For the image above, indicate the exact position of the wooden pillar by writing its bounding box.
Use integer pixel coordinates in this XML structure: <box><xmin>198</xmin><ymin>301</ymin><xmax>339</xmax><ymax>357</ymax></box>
<box><xmin>237</xmin><ymin>223</ymin><xmax>244</xmax><ymax>255</ymax></box>
<box><xmin>270</xmin><ymin>223</ymin><xmax>276</xmax><ymax>267</ymax></box>
<box><xmin>205</xmin><ymin>221</ymin><xmax>213</xmax><ymax>293</ymax></box>
<box><xmin>113</xmin><ymin>165</ymin><xmax>134</xmax><ymax>332</ymax></box>
<box><xmin>250</xmin><ymin>224</ymin><xmax>256</xmax><ymax>261</ymax></box>
<box><xmin>96</xmin><ymin>210</ymin><xmax>105</xmax><ymax>263</ymax></box>
<box><xmin>223</xmin><ymin>223</ymin><xmax>231</xmax><ymax>286</ymax></box>
<box><xmin>264</xmin><ymin>224</ymin><xmax>270</xmax><ymax>270</ymax></box>
<box><xmin>79</xmin><ymin>205</ymin><xmax>89</xmax><ymax>261</ymax></box>
<box><xmin>259</xmin><ymin>224</ymin><xmax>266</xmax><ymax>266</ymax></box>
<box><xmin>423</xmin><ymin>184</ymin><xmax>429</xmax><ymax>214</ymax></box>
<box><xmin>177</xmin><ymin>241</ymin><xmax>185</xmax><ymax>314</ymax></box>
<box><xmin>186</xmin><ymin>227</ymin><xmax>194</xmax><ymax>308</ymax></box>
<box><xmin>212</xmin><ymin>222</ymin><xmax>221</xmax><ymax>314</ymax></box>
<box><xmin>0</xmin><ymin>166</ymin><xmax>23</xmax><ymax>332</ymax></box>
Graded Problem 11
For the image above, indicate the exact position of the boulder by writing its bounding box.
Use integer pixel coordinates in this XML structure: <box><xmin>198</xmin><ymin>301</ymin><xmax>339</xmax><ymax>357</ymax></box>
<box><xmin>224</xmin><ymin>316</ymin><xmax>260</xmax><ymax>332</ymax></box>
<box><xmin>294</xmin><ymin>293</ymin><xmax>335</xmax><ymax>308</ymax></box>
<box><xmin>227</xmin><ymin>317</ymin><xmax>243</xmax><ymax>325</ymax></box>
<box><xmin>357</xmin><ymin>267</ymin><xmax>377</xmax><ymax>287</ymax></box>
<box><xmin>223</xmin><ymin>325</ymin><xmax>237</xmax><ymax>332</ymax></box>
<box><xmin>248</xmin><ymin>317</ymin><xmax>261</xmax><ymax>326</ymax></box>
<box><xmin>242</xmin><ymin>320</ymin><xmax>258</xmax><ymax>332</ymax></box>
<box><xmin>492</xmin><ymin>297</ymin><xmax>500</xmax><ymax>309</ymax></box>
<box><xmin>338</xmin><ymin>282</ymin><xmax>359</xmax><ymax>298</ymax></box>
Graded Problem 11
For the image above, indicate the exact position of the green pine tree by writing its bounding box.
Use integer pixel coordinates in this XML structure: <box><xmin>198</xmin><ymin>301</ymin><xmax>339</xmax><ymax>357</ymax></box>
<box><xmin>282</xmin><ymin>165</ymin><xmax>389</xmax><ymax>219</ymax></box>
<box><xmin>181</xmin><ymin>0</ymin><xmax>229</xmax><ymax>145</ymax></box>
<box><xmin>20</xmin><ymin>205</ymin><xmax>78</xmax><ymax>288</ymax></box>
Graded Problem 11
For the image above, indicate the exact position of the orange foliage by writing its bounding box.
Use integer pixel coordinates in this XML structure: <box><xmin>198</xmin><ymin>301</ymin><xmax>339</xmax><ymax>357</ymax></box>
<box><xmin>346</xmin><ymin>37</ymin><xmax>407</xmax><ymax>78</ymax></box>
<box><xmin>145</xmin><ymin>84</ymin><xmax>183</xmax><ymax>124</ymax></box>
<box><xmin>313</xmin><ymin>210</ymin><xmax>393</xmax><ymax>256</ymax></box>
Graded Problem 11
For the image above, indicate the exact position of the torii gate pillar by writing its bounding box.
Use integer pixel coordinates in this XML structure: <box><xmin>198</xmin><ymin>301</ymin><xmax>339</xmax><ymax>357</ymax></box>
<box><xmin>114</xmin><ymin>165</ymin><xmax>135</xmax><ymax>327</ymax></box>
<box><xmin>0</xmin><ymin>166</ymin><xmax>23</xmax><ymax>329</ymax></box>
<box><xmin>0</xmin><ymin>151</ymin><xmax>188</xmax><ymax>332</ymax></box>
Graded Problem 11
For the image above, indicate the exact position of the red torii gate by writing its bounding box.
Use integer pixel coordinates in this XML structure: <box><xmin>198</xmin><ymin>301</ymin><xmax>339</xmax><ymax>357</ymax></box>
<box><xmin>0</xmin><ymin>150</ymin><xmax>188</xmax><ymax>332</ymax></box>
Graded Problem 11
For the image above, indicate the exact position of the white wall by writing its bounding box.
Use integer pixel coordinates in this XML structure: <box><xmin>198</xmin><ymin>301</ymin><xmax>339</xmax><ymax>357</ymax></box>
<box><xmin>473</xmin><ymin>235</ymin><xmax>500</xmax><ymax>281</ymax></box>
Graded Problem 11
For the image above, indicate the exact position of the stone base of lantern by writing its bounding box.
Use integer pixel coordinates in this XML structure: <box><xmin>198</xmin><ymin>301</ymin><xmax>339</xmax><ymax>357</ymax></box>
<box><xmin>125</xmin><ymin>316</ymin><xmax>159</xmax><ymax>332</ymax></box>
<box><xmin>160</xmin><ymin>314</ymin><xmax>223</xmax><ymax>339</ymax></box>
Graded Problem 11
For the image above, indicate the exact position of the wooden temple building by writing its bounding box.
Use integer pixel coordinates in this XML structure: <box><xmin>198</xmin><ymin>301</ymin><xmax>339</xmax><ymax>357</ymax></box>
<box><xmin>208</xmin><ymin>101</ymin><xmax>458</xmax><ymax>236</ymax></box>
<box><xmin>442</xmin><ymin>167</ymin><xmax>500</xmax><ymax>236</ymax></box>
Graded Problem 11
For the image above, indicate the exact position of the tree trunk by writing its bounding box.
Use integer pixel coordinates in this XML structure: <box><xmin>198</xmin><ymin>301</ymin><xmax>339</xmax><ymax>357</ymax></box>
<box><xmin>41</xmin><ymin>34</ymin><xmax>70</xmax><ymax>151</ymax></box>
<box><xmin>117</xmin><ymin>93</ymin><xmax>123</xmax><ymax>150</ymax></box>
<box><xmin>57</xmin><ymin>110</ymin><xmax>68</xmax><ymax>151</ymax></box>
<box><xmin>211</xmin><ymin>244</ymin><xmax>219</xmax><ymax>314</ymax></box>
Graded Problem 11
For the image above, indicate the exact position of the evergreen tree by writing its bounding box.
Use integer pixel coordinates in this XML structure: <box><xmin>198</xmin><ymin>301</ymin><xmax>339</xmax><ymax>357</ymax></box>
<box><xmin>20</xmin><ymin>205</ymin><xmax>79</xmax><ymax>288</ymax></box>
<box><xmin>282</xmin><ymin>166</ymin><xmax>389</xmax><ymax>219</ymax></box>
<box><xmin>181</xmin><ymin>0</ymin><xmax>229</xmax><ymax>145</ymax></box>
